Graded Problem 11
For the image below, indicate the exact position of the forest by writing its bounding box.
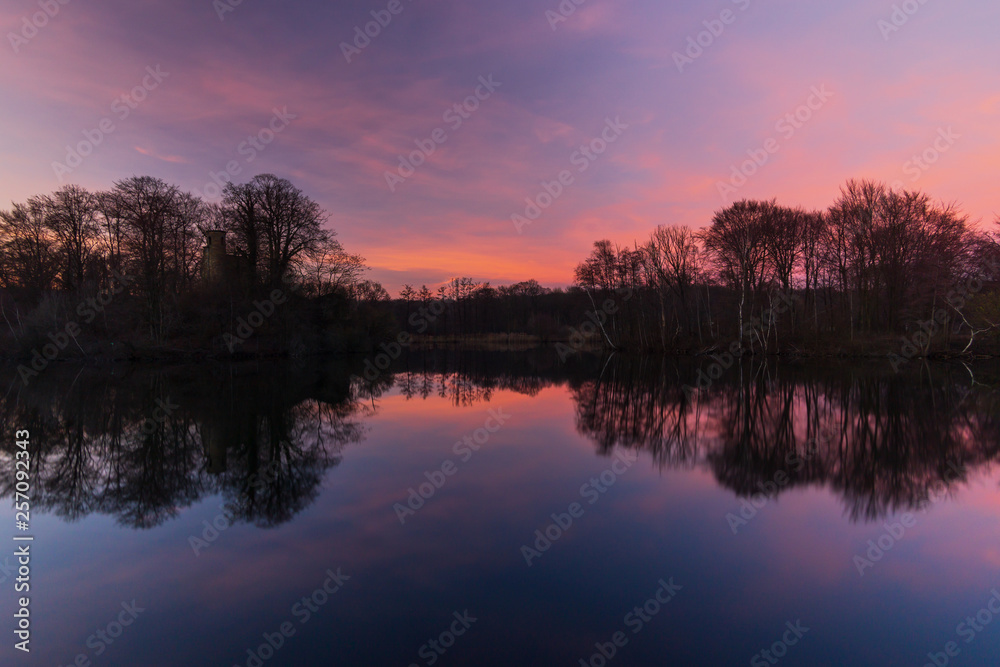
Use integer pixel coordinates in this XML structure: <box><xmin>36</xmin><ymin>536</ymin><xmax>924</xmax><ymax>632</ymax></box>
<box><xmin>0</xmin><ymin>174</ymin><xmax>394</xmax><ymax>363</ymax></box>
<box><xmin>2</xmin><ymin>175</ymin><xmax>1000</xmax><ymax>362</ymax></box>
<box><xmin>389</xmin><ymin>178</ymin><xmax>1000</xmax><ymax>357</ymax></box>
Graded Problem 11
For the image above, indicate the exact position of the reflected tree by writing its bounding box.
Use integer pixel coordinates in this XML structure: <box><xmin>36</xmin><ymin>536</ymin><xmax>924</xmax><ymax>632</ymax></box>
<box><xmin>0</xmin><ymin>360</ymin><xmax>367</xmax><ymax>529</ymax></box>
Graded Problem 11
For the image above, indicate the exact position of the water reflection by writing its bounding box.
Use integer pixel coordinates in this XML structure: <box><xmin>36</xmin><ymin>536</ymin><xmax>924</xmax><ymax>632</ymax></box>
<box><xmin>2</xmin><ymin>352</ymin><xmax>998</xmax><ymax>529</ymax></box>
<box><xmin>0</xmin><ymin>361</ymin><xmax>366</xmax><ymax>529</ymax></box>
<box><xmin>570</xmin><ymin>356</ymin><xmax>1000</xmax><ymax>521</ymax></box>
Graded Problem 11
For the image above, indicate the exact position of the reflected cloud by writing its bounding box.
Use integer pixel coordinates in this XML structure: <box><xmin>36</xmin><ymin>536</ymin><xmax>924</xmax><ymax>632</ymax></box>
<box><xmin>3</xmin><ymin>353</ymin><xmax>998</xmax><ymax>529</ymax></box>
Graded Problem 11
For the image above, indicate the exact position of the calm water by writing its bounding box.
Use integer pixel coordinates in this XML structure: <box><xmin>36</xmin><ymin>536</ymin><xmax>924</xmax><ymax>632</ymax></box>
<box><xmin>1</xmin><ymin>352</ymin><xmax>999</xmax><ymax>666</ymax></box>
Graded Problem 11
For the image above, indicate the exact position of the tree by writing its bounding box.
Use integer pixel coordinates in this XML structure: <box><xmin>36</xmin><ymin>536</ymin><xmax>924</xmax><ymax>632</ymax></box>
<box><xmin>827</xmin><ymin>179</ymin><xmax>971</xmax><ymax>333</ymax></box>
<box><xmin>799</xmin><ymin>211</ymin><xmax>827</xmax><ymax>333</ymax></box>
<box><xmin>220</xmin><ymin>181</ymin><xmax>263</xmax><ymax>285</ymax></box>
<box><xmin>399</xmin><ymin>284</ymin><xmax>416</xmax><ymax>322</ymax></box>
<box><xmin>509</xmin><ymin>280</ymin><xmax>546</xmax><ymax>297</ymax></box>
<box><xmin>170</xmin><ymin>193</ymin><xmax>210</xmax><ymax>293</ymax></box>
<box><xmin>574</xmin><ymin>240</ymin><xmax>620</xmax><ymax>293</ymax></box>
<box><xmin>105</xmin><ymin>176</ymin><xmax>185</xmax><ymax>338</ymax></box>
<box><xmin>0</xmin><ymin>198</ymin><xmax>59</xmax><ymax>296</ymax></box>
<box><xmin>645</xmin><ymin>225</ymin><xmax>702</xmax><ymax>343</ymax></box>
<box><xmin>41</xmin><ymin>185</ymin><xmax>99</xmax><ymax>290</ymax></box>
<box><xmin>298</xmin><ymin>234</ymin><xmax>366</xmax><ymax>297</ymax></box>
<box><xmin>95</xmin><ymin>190</ymin><xmax>127</xmax><ymax>279</ymax></box>
<box><xmin>701</xmin><ymin>199</ymin><xmax>776</xmax><ymax>344</ymax></box>
<box><xmin>251</xmin><ymin>174</ymin><xmax>329</xmax><ymax>285</ymax></box>
<box><xmin>765</xmin><ymin>207</ymin><xmax>803</xmax><ymax>295</ymax></box>
<box><xmin>353</xmin><ymin>280</ymin><xmax>390</xmax><ymax>304</ymax></box>
<box><xmin>218</xmin><ymin>175</ymin><xmax>331</xmax><ymax>287</ymax></box>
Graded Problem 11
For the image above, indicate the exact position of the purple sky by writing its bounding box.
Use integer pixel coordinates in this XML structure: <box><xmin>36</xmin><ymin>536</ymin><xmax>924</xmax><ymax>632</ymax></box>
<box><xmin>2</xmin><ymin>0</ymin><xmax>998</xmax><ymax>293</ymax></box>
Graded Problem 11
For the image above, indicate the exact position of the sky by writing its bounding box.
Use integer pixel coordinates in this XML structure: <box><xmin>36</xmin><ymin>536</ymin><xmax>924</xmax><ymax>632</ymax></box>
<box><xmin>1</xmin><ymin>0</ymin><xmax>999</xmax><ymax>294</ymax></box>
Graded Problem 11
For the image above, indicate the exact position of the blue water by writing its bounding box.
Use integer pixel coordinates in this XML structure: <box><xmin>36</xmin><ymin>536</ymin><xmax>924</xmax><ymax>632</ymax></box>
<box><xmin>1</xmin><ymin>355</ymin><xmax>998</xmax><ymax>666</ymax></box>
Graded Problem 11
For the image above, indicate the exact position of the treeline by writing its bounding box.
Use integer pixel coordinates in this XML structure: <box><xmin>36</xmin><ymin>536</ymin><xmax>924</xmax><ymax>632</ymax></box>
<box><xmin>573</xmin><ymin>179</ymin><xmax>1000</xmax><ymax>352</ymax></box>
<box><xmin>0</xmin><ymin>174</ymin><xmax>391</xmax><ymax>357</ymax></box>
<box><xmin>386</xmin><ymin>279</ymin><xmax>592</xmax><ymax>340</ymax></box>
<box><xmin>384</xmin><ymin>179</ymin><xmax>1000</xmax><ymax>355</ymax></box>
<box><xmin>5</xmin><ymin>175</ymin><xmax>1000</xmax><ymax>358</ymax></box>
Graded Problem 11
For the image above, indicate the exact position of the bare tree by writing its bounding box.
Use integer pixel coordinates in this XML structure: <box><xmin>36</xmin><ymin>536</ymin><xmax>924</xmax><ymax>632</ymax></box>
<box><xmin>170</xmin><ymin>193</ymin><xmax>210</xmax><ymax>293</ymax></box>
<box><xmin>353</xmin><ymin>280</ymin><xmax>390</xmax><ymax>304</ymax></box>
<box><xmin>799</xmin><ymin>211</ymin><xmax>827</xmax><ymax>334</ymax></box>
<box><xmin>0</xmin><ymin>198</ymin><xmax>59</xmax><ymax>296</ymax></box>
<box><xmin>40</xmin><ymin>185</ymin><xmax>99</xmax><ymax>290</ymax></box>
<box><xmin>765</xmin><ymin>206</ymin><xmax>803</xmax><ymax>295</ymax></box>
<box><xmin>220</xmin><ymin>181</ymin><xmax>263</xmax><ymax>285</ymax></box>
<box><xmin>298</xmin><ymin>234</ymin><xmax>366</xmax><ymax>297</ymax></box>
<box><xmin>95</xmin><ymin>190</ymin><xmax>127</xmax><ymax>279</ymax></box>
<box><xmin>105</xmin><ymin>176</ymin><xmax>184</xmax><ymax>339</ymax></box>
<box><xmin>645</xmin><ymin>225</ymin><xmax>702</xmax><ymax>344</ymax></box>
<box><xmin>827</xmin><ymin>179</ymin><xmax>972</xmax><ymax>335</ymax></box>
<box><xmin>250</xmin><ymin>174</ymin><xmax>329</xmax><ymax>285</ymax></box>
<box><xmin>574</xmin><ymin>240</ymin><xmax>620</xmax><ymax>293</ymax></box>
<box><xmin>701</xmin><ymin>199</ymin><xmax>776</xmax><ymax>345</ymax></box>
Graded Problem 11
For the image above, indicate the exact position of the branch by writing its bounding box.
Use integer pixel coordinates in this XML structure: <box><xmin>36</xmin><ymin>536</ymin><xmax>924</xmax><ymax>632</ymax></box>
<box><xmin>947</xmin><ymin>302</ymin><xmax>998</xmax><ymax>354</ymax></box>
<box><xmin>583</xmin><ymin>288</ymin><xmax>618</xmax><ymax>350</ymax></box>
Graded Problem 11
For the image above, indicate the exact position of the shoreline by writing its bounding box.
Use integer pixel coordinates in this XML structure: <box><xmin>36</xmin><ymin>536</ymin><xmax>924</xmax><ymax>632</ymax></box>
<box><xmin>3</xmin><ymin>336</ymin><xmax>1000</xmax><ymax>366</ymax></box>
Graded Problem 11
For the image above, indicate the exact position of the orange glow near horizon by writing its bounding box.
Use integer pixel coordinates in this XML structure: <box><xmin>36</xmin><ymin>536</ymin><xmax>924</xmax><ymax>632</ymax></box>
<box><xmin>1</xmin><ymin>1</ymin><xmax>998</xmax><ymax>294</ymax></box>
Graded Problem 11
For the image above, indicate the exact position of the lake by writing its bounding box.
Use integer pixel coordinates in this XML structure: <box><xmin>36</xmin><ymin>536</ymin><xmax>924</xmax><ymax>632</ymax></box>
<box><xmin>1</xmin><ymin>351</ymin><xmax>999</xmax><ymax>666</ymax></box>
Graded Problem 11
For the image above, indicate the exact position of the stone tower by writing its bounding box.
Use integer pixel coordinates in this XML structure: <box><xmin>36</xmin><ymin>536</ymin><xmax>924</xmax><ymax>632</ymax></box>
<box><xmin>202</xmin><ymin>230</ymin><xmax>229</xmax><ymax>282</ymax></box>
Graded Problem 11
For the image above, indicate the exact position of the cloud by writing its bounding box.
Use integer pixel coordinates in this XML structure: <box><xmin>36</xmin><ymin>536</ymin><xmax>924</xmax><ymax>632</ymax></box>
<box><xmin>134</xmin><ymin>146</ymin><xmax>187</xmax><ymax>163</ymax></box>
<box><xmin>1</xmin><ymin>0</ymin><xmax>998</xmax><ymax>294</ymax></box>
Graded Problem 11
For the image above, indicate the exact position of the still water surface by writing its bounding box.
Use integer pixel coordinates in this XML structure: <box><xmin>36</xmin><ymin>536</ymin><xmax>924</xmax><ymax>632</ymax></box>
<box><xmin>1</xmin><ymin>352</ymin><xmax>999</xmax><ymax>666</ymax></box>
